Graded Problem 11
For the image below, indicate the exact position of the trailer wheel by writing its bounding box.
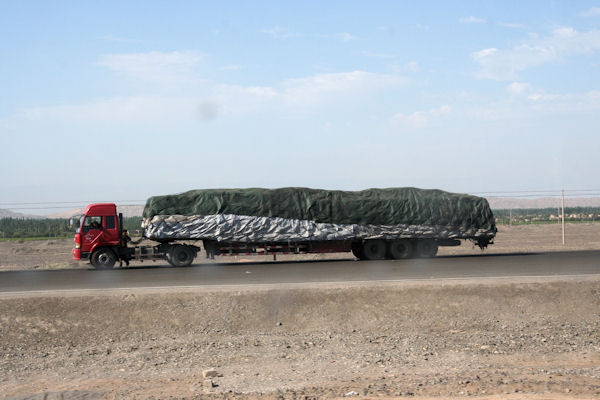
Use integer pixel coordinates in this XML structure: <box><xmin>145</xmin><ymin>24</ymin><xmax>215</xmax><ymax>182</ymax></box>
<box><xmin>361</xmin><ymin>240</ymin><xmax>386</xmax><ymax>260</ymax></box>
<box><xmin>415</xmin><ymin>240</ymin><xmax>438</xmax><ymax>258</ymax></box>
<box><xmin>388</xmin><ymin>239</ymin><xmax>413</xmax><ymax>259</ymax></box>
<box><xmin>91</xmin><ymin>248</ymin><xmax>116</xmax><ymax>269</ymax></box>
<box><xmin>168</xmin><ymin>245</ymin><xmax>194</xmax><ymax>267</ymax></box>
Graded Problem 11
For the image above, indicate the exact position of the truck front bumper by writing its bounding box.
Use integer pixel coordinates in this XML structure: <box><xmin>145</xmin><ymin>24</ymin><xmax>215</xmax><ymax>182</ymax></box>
<box><xmin>72</xmin><ymin>249</ymin><xmax>90</xmax><ymax>261</ymax></box>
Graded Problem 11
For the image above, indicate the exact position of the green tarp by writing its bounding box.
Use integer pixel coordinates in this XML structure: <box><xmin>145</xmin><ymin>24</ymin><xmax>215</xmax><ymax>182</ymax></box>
<box><xmin>143</xmin><ymin>187</ymin><xmax>496</xmax><ymax>232</ymax></box>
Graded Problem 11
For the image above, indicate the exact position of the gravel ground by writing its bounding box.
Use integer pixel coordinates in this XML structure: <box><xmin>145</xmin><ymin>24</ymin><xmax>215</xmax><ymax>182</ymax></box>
<box><xmin>1</xmin><ymin>278</ymin><xmax>599</xmax><ymax>399</ymax></box>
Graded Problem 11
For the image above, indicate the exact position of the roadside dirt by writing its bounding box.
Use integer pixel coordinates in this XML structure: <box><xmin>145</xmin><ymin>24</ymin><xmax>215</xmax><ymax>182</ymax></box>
<box><xmin>1</xmin><ymin>278</ymin><xmax>600</xmax><ymax>399</ymax></box>
<box><xmin>1</xmin><ymin>223</ymin><xmax>599</xmax><ymax>271</ymax></box>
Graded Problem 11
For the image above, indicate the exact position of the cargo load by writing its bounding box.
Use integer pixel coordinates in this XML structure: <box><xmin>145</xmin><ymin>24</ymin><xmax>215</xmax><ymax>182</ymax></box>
<box><xmin>142</xmin><ymin>187</ymin><xmax>496</xmax><ymax>243</ymax></box>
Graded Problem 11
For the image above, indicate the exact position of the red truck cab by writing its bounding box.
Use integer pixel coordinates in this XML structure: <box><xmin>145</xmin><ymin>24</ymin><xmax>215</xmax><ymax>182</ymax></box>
<box><xmin>74</xmin><ymin>202</ymin><xmax>199</xmax><ymax>269</ymax></box>
<box><xmin>73</xmin><ymin>203</ymin><xmax>120</xmax><ymax>264</ymax></box>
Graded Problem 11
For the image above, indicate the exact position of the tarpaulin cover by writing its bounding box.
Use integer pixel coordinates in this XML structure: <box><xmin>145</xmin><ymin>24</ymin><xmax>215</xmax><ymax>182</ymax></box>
<box><xmin>143</xmin><ymin>213</ymin><xmax>495</xmax><ymax>242</ymax></box>
<box><xmin>143</xmin><ymin>187</ymin><xmax>496</xmax><ymax>233</ymax></box>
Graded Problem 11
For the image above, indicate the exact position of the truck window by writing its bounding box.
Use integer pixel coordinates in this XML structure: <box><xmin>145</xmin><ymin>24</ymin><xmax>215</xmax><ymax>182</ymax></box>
<box><xmin>105</xmin><ymin>215</ymin><xmax>115</xmax><ymax>229</ymax></box>
<box><xmin>82</xmin><ymin>216</ymin><xmax>103</xmax><ymax>233</ymax></box>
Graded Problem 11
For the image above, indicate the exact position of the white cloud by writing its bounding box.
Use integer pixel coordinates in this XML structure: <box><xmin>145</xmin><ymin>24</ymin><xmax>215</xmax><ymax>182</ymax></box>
<box><xmin>527</xmin><ymin>92</ymin><xmax>560</xmax><ymax>102</ymax></box>
<box><xmin>465</xmin><ymin>90</ymin><xmax>600</xmax><ymax>121</ymax></box>
<box><xmin>281</xmin><ymin>71</ymin><xmax>407</xmax><ymax>106</ymax></box>
<box><xmin>581</xmin><ymin>7</ymin><xmax>600</xmax><ymax>17</ymax></box>
<box><xmin>261</xmin><ymin>26</ymin><xmax>293</xmax><ymax>39</ymax></box>
<box><xmin>393</xmin><ymin>61</ymin><xmax>420</xmax><ymax>72</ymax></box>
<box><xmin>472</xmin><ymin>27</ymin><xmax>600</xmax><ymax>80</ymax></box>
<box><xmin>211</xmin><ymin>84</ymin><xmax>277</xmax><ymax>115</ymax></box>
<box><xmin>15</xmin><ymin>96</ymin><xmax>198</xmax><ymax>123</ymax></box>
<box><xmin>212</xmin><ymin>71</ymin><xmax>407</xmax><ymax>113</ymax></box>
<box><xmin>13</xmin><ymin>70</ymin><xmax>408</xmax><ymax>123</ymax></box>
<box><xmin>336</xmin><ymin>32</ymin><xmax>356</xmax><ymax>42</ymax></box>
<box><xmin>472</xmin><ymin>47</ymin><xmax>499</xmax><ymax>59</ymax></box>
<box><xmin>392</xmin><ymin>105</ymin><xmax>452</xmax><ymax>128</ymax></box>
<box><xmin>554</xmin><ymin>27</ymin><xmax>577</xmax><ymax>38</ymax></box>
<box><xmin>97</xmin><ymin>51</ymin><xmax>205</xmax><ymax>84</ymax></box>
<box><xmin>506</xmin><ymin>82</ymin><xmax>532</xmax><ymax>95</ymax></box>
<box><xmin>460</xmin><ymin>16</ymin><xmax>486</xmax><ymax>24</ymax></box>
<box><xmin>220</xmin><ymin>65</ymin><xmax>243</xmax><ymax>71</ymax></box>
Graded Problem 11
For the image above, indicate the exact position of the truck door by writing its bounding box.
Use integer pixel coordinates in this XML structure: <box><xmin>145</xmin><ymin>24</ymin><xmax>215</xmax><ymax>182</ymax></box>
<box><xmin>102</xmin><ymin>215</ymin><xmax>120</xmax><ymax>244</ymax></box>
<box><xmin>80</xmin><ymin>216</ymin><xmax>104</xmax><ymax>251</ymax></box>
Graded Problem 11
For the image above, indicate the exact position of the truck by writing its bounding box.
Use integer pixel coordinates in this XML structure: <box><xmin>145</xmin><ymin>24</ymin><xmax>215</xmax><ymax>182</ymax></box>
<box><xmin>73</xmin><ymin>187</ymin><xmax>497</xmax><ymax>269</ymax></box>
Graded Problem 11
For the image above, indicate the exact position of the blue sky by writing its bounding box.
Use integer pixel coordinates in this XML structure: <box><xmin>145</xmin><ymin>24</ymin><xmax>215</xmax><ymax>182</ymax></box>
<box><xmin>1</xmin><ymin>1</ymin><xmax>600</xmax><ymax>212</ymax></box>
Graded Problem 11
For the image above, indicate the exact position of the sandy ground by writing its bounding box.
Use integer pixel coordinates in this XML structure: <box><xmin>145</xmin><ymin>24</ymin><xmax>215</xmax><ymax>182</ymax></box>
<box><xmin>1</xmin><ymin>224</ymin><xmax>600</xmax><ymax>399</ymax></box>
<box><xmin>1</xmin><ymin>223</ymin><xmax>599</xmax><ymax>271</ymax></box>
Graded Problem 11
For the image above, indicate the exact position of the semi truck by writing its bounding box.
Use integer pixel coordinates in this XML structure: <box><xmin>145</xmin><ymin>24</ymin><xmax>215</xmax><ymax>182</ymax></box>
<box><xmin>72</xmin><ymin>187</ymin><xmax>497</xmax><ymax>269</ymax></box>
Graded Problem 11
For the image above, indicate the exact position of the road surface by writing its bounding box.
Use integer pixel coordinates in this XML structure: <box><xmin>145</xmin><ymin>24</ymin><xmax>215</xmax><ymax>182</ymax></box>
<box><xmin>1</xmin><ymin>250</ymin><xmax>599</xmax><ymax>293</ymax></box>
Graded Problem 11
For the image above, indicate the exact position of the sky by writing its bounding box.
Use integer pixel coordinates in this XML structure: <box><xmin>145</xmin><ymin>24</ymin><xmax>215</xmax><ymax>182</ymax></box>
<box><xmin>1</xmin><ymin>1</ymin><xmax>600</xmax><ymax>213</ymax></box>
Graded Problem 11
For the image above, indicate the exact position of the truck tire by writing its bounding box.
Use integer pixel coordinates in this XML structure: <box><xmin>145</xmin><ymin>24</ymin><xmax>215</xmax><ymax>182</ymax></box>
<box><xmin>91</xmin><ymin>248</ymin><xmax>116</xmax><ymax>269</ymax></box>
<box><xmin>361</xmin><ymin>240</ymin><xmax>386</xmax><ymax>260</ymax></box>
<box><xmin>415</xmin><ymin>240</ymin><xmax>438</xmax><ymax>258</ymax></box>
<box><xmin>168</xmin><ymin>245</ymin><xmax>195</xmax><ymax>267</ymax></box>
<box><xmin>388</xmin><ymin>239</ymin><xmax>413</xmax><ymax>259</ymax></box>
<box><xmin>351</xmin><ymin>242</ymin><xmax>364</xmax><ymax>259</ymax></box>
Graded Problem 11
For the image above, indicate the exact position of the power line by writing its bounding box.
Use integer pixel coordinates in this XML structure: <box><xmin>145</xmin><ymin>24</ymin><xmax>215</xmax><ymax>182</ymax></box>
<box><xmin>471</xmin><ymin>189</ymin><xmax>600</xmax><ymax>195</ymax></box>
<box><xmin>485</xmin><ymin>193</ymin><xmax>600</xmax><ymax>198</ymax></box>
<box><xmin>0</xmin><ymin>200</ymin><xmax>146</xmax><ymax>206</ymax></box>
<box><xmin>6</xmin><ymin>204</ymin><xmax>145</xmax><ymax>211</ymax></box>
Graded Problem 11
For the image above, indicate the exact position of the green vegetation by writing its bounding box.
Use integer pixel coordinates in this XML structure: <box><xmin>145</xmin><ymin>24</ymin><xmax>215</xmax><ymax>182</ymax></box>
<box><xmin>494</xmin><ymin>207</ymin><xmax>600</xmax><ymax>225</ymax></box>
<box><xmin>122</xmin><ymin>217</ymin><xmax>143</xmax><ymax>234</ymax></box>
<box><xmin>0</xmin><ymin>216</ymin><xmax>143</xmax><ymax>239</ymax></box>
<box><xmin>0</xmin><ymin>236</ymin><xmax>73</xmax><ymax>242</ymax></box>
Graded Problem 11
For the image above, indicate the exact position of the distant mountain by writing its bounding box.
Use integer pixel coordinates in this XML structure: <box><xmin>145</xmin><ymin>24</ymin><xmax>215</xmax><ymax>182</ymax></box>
<box><xmin>47</xmin><ymin>204</ymin><xmax>144</xmax><ymax>218</ymax></box>
<box><xmin>487</xmin><ymin>197</ymin><xmax>600</xmax><ymax>210</ymax></box>
<box><xmin>0</xmin><ymin>208</ymin><xmax>43</xmax><ymax>219</ymax></box>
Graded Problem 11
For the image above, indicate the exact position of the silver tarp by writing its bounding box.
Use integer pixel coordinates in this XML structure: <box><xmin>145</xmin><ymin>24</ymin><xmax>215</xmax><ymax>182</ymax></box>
<box><xmin>143</xmin><ymin>214</ymin><xmax>495</xmax><ymax>242</ymax></box>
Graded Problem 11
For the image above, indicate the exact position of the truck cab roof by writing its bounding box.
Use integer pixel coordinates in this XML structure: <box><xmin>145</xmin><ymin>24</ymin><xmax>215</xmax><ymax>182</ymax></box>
<box><xmin>84</xmin><ymin>203</ymin><xmax>117</xmax><ymax>216</ymax></box>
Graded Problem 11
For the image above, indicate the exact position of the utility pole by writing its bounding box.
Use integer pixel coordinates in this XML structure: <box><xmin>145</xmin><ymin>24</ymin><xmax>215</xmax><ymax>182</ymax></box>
<box><xmin>509</xmin><ymin>208</ymin><xmax>512</xmax><ymax>226</ymax></box>
<box><xmin>561</xmin><ymin>189</ymin><xmax>565</xmax><ymax>245</ymax></box>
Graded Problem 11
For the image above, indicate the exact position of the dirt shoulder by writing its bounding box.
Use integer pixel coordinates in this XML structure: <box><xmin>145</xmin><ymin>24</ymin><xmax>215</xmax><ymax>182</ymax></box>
<box><xmin>1</xmin><ymin>277</ymin><xmax>599</xmax><ymax>399</ymax></box>
<box><xmin>1</xmin><ymin>223</ymin><xmax>600</xmax><ymax>271</ymax></box>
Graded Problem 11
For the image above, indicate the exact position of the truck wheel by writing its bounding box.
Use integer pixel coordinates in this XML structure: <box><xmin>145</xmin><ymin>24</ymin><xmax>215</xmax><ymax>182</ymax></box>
<box><xmin>388</xmin><ymin>239</ymin><xmax>413</xmax><ymax>259</ymax></box>
<box><xmin>415</xmin><ymin>240</ymin><xmax>438</xmax><ymax>258</ymax></box>
<box><xmin>361</xmin><ymin>240</ymin><xmax>386</xmax><ymax>260</ymax></box>
<box><xmin>351</xmin><ymin>242</ymin><xmax>364</xmax><ymax>259</ymax></box>
<box><xmin>168</xmin><ymin>245</ymin><xmax>194</xmax><ymax>267</ymax></box>
<box><xmin>91</xmin><ymin>248</ymin><xmax>116</xmax><ymax>269</ymax></box>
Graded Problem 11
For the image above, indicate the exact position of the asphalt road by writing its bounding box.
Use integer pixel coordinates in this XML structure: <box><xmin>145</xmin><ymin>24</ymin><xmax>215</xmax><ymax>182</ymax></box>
<box><xmin>1</xmin><ymin>250</ymin><xmax>599</xmax><ymax>294</ymax></box>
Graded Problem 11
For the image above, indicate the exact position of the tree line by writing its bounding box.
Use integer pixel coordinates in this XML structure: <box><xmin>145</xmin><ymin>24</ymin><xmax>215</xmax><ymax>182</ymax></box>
<box><xmin>0</xmin><ymin>217</ymin><xmax>143</xmax><ymax>239</ymax></box>
<box><xmin>494</xmin><ymin>207</ymin><xmax>600</xmax><ymax>225</ymax></box>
